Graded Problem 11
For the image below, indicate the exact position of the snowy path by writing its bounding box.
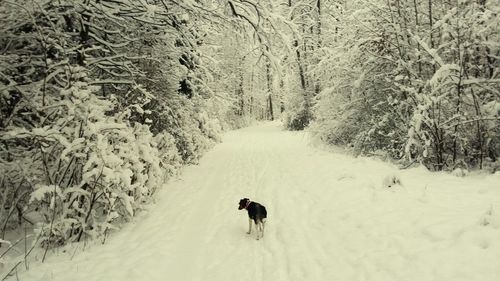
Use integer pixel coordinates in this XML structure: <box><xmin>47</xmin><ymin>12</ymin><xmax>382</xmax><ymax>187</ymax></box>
<box><xmin>16</xmin><ymin>122</ymin><xmax>500</xmax><ymax>281</ymax></box>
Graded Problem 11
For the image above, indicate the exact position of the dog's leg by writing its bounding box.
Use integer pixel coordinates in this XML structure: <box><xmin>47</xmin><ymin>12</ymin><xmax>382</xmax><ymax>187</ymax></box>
<box><xmin>256</xmin><ymin>222</ymin><xmax>261</xmax><ymax>240</ymax></box>
<box><xmin>261</xmin><ymin>219</ymin><xmax>265</xmax><ymax>237</ymax></box>
<box><xmin>247</xmin><ymin>218</ymin><xmax>252</xmax><ymax>234</ymax></box>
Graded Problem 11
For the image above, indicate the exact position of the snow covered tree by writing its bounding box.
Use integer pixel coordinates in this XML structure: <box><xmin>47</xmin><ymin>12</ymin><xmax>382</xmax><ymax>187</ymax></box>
<box><xmin>310</xmin><ymin>0</ymin><xmax>499</xmax><ymax>171</ymax></box>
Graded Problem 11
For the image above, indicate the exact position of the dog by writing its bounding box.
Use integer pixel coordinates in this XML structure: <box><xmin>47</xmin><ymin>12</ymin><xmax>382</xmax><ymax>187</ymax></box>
<box><xmin>238</xmin><ymin>198</ymin><xmax>267</xmax><ymax>240</ymax></box>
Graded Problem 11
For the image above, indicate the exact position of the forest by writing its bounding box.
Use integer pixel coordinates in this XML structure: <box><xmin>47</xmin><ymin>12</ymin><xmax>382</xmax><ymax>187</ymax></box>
<box><xmin>0</xmin><ymin>0</ymin><xmax>498</xmax><ymax>264</ymax></box>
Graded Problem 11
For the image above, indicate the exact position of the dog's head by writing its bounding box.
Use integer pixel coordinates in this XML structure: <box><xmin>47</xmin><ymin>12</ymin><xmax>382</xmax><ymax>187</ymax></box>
<box><xmin>238</xmin><ymin>198</ymin><xmax>250</xmax><ymax>210</ymax></box>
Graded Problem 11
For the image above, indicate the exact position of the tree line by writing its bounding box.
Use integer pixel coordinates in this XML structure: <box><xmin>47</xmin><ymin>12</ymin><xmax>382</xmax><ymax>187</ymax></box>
<box><xmin>282</xmin><ymin>0</ymin><xmax>498</xmax><ymax>172</ymax></box>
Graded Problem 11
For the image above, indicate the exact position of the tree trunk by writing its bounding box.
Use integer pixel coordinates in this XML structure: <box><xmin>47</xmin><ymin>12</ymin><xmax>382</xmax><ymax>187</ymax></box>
<box><xmin>266</xmin><ymin>58</ymin><xmax>274</xmax><ymax>120</ymax></box>
<box><xmin>314</xmin><ymin>0</ymin><xmax>322</xmax><ymax>96</ymax></box>
<box><xmin>238</xmin><ymin>68</ymin><xmax>244</xmax><ymax>116</ymax></box>
<box><xmin>428</xmin><ymin>0</ymin><xmax>436</xmax><ymax>73</ymax></box>
<box><xmin>413</xmin><ymin>0</ymin><xmax>422</xmax><ymax>76</ymax></box>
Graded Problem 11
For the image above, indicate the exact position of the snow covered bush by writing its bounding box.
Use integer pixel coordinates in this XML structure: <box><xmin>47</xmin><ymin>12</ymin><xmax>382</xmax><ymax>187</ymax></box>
<box><xmin>0</xmin><ymin>0</ymin><xmax>233</xmax><ymax>250</ymax></box>
<box><xmin>283</xmin><ymin>90</ymin><xmax>312</xmax><ymax>131</ymax></box>
<box><xmin>2</xmin><ymin>73</ymin><xmax>191</xmax><ymax>247</ymax></box>
<box><xmin>403</xmin><ymin>3</ymin><xmax>499</xmax><ymax>171</ymax></box>
<box><xmin>6</xmin><ymin>78</ymin><xmax>165</xmax><ymax>246</ymax></box>
<box><xmin>154</xmin><ymin>132</ymin><xmax>182</xmax><ymax>181</ymax></box>
<box><xmin>159</xmin><ymin>95</ymin><xmax>220</xmax><ymax>165</ymax></box>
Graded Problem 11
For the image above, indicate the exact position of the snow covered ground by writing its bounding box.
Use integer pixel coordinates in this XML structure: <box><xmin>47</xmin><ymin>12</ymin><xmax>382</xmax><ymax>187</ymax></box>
<box><xmin>5</xmin><ymin>122</ymin><xmax>500</xmax><ymax>281</ymax></box>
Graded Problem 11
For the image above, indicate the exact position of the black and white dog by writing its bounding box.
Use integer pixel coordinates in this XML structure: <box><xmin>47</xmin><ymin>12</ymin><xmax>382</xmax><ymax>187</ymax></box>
<box><xmin>238</xmin><ymin>198</ymin><xmax>267</xmax><ymax>240</ymax></box>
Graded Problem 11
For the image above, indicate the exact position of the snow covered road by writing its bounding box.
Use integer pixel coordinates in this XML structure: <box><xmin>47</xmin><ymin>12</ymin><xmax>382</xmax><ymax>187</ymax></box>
<box><xmin>16</xmin><ymin>122</ymin><xmax>500</xmax><ymax>281</ymax></box>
